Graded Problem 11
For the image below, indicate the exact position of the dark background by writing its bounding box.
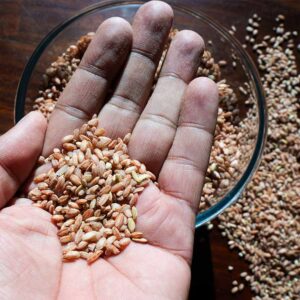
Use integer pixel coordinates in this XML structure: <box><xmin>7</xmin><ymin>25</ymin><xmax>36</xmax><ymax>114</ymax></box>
<box><xmin>0</xmin><ymin>1</ymin><xmax>299</xmax><ymax>299</ymax></box>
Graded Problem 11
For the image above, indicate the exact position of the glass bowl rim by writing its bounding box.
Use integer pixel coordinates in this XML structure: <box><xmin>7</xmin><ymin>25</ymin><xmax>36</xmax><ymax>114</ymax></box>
<box><xmin>14</xmin><ymin>0</ymin><xmax>267</xmax><ymax>228</ymax></box>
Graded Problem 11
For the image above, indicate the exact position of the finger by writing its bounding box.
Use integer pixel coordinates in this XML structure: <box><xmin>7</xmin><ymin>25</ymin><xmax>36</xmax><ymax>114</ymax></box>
<box><xmin>158</xmin><ymin>77</ymin><xmax>219</xmax><ymax>212</ymax></box>
<box><xmin>128</xmin><ymin>30</ymin><xmax>204</xmax><ymax>174</ymax></box>
<box><xmin>42</xmin><ymin>17</ymin><xmax>133</xmax><ymax>156</ymax></box>
<box><xmin>8</xmin><ymin>197</ymin><xmax>32</xmax><ymax>206</ymax></box>
<box><xmin>98</xmin><ymin>1</ymin><xmax>173</xmax><ymax>138</ymax></box>
<box><xmin>0</xmin><ymin>112</ymin><xmax>47</xmax><ymax>208</ymax></box>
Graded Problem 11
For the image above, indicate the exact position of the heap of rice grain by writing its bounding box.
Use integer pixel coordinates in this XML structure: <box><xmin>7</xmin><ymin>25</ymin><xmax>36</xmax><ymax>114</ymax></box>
<box><xmin>29</xmin><ymin>116</ymin><xmax>154</xmax><ymax>264</ymax></box>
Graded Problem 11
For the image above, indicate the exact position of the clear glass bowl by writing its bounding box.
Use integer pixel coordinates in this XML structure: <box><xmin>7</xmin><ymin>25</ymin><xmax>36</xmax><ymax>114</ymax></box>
<box><xmin>14</xmin><ymin>0</ymin><xmax>267</xmax><ymax>228</ymax></box>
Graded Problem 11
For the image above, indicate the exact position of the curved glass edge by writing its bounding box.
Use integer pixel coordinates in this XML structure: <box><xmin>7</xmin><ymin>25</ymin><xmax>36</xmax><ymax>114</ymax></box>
<box><xmin>14</xmin><ymin>0</ymin><xmax>267</xmax><ymax>228</ymax></box>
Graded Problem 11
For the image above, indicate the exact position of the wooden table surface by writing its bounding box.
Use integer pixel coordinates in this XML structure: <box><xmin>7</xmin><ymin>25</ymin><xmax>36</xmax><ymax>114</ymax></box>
<box><xmin>1</xmin><ymin>1</ymin><xmax>299</xmax><ymax>299</ymax></box>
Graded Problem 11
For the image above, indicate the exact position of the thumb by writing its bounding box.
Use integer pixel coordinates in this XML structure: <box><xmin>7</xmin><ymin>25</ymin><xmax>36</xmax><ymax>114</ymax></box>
<box><xmin>0</xmin><ymin>111</ymin><xmax>47</xmax><ymax>208</ymax></box>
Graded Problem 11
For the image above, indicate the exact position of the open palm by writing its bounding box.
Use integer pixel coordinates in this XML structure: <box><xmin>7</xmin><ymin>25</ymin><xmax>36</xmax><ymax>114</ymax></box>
<box><xmin>0</xmin><ymin>2</ymin><xmax>218</xmax><ymax>299</ymax></box>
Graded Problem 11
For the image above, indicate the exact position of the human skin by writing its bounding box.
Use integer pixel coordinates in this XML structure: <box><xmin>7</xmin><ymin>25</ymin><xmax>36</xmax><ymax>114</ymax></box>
<box><xmin>0</xmin><ymin>1</ymin><xmax>218</xmax><ymax>299</ymax></box>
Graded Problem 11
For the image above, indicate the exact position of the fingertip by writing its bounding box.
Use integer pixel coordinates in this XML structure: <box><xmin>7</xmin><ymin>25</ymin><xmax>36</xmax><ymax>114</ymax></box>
<box><xmin>100</xmin><ymin>17</ymin><xmax>133</xmax><ymax>39</ymax></box>
<box><xmin>80</xmin><ymin>16</ymin><xmax>133</xmax><ymax>81</ymax></box>
<box><xmin>133</xmin><ymin>0</ymin><xmax>174</xmax><ymax>43</ymax></box>
<box><xmin>0</xmin><ymin>112</ymin><xmax>47</xmax><ymax>203</ymax></box>
<box><xmin>102</xmin><ymin>16</ymin><xmax>131</xmax><ymax>26</ymax></box>
<box><xmin>29</xmin><ymin>110</ymin><xmax>47</xmax><ymax>126</ymax></box>
<box><xmin>188</xmin><ymin>76</ymin><xmax>219</xmax><ymax>108</ymax></box>
<box><xmin>10</xmin><ymin>197</ymin><xmax>32</xmax><ymax>206</ymax></box>
<box><xmin>160</xmin><ymin>30</ymin><xmax>205</xmax><ymax>82</ymax></box>
<box><xmin>139</xmin><ymin>1</ymin><xmax>174</xmax><ymax>25</ymax></box>
<box><xmin>180</xmin><ymin>77</ymin><xmax>219</xmax><ymax>133</ymax></box>
<box><xmin>174</xmin><ymin>30</ymin><xmax>205</xmax><ymax>55</ymax></box>
<box><xmin>17</xmin><ymin>111</ymin><xmax>47</xmax><ymax>135</ymax></box>
<box><xmin>97</xmin><ymin>17</ymin><xmax>133</xmax><ymax>44</ymax></box>
<box><xmin>14</xmin><ymin>112</ymin><xmax>47</xmax><ymax>159</ymax></box>
<box><xmin>129</xmin><ymin>1</ymin><xmax>173</xmax><ymax>63</ymax></box>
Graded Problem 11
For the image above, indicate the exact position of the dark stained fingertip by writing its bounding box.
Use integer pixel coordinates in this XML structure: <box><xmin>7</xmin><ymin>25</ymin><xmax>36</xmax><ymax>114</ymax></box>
<box><xmin>80</xmin><ymin>17</ymin><xmax>133</xmax><ymax>81</ymax></box>
<box><xmin>187</xmin><ymin>77</ymin><xmax>219</xmax><ymax>107</ymax></box>
<box><xmin>100</xmin><ymin>16</ymin><xmax>132</xmax><ymax>29</ymax></box>
<box><xmin>173</xmin><ymin>30</ymin><xmax>205</xmax><ymax>55</ymax></box>
<box><xmin>180</xmin><ymin>77</ymin><xmax>219</xmax><ymax>133</ymax></box>
<box><xmin>160</xmin><ymin>30</ymin><xmax>205</xmax><ymax>83</ymax></box>
<box><xmin>132</xmin><ymin>0</ymin><xmax>174</xmax><ymax>63</ymax></box>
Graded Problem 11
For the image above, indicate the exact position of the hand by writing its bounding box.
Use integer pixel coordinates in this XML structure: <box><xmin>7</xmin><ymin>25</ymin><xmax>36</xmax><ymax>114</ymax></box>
<box><xmin>0</xmin><ymin>1</ymin><xmax>218</xmax><ymax>299</ymax></box>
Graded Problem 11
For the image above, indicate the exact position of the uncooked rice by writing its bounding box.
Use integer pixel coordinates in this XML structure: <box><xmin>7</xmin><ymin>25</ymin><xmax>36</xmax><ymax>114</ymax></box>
<box><xmin>29</xmin><ymin>116</ymin><xmax>155</xmax><ymax>263</ymax></box>
<box><xmin>216</xmin><ymin>14</ymin><xmax>300</xmax><ymax>299</ymax></box>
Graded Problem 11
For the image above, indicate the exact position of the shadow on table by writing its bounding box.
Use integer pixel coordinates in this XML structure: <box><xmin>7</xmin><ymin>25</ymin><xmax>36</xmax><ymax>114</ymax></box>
<box><xmin>189</xmin><ymin>226</ymin><xmax>215</xmax><ymax>300</ymax></box>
